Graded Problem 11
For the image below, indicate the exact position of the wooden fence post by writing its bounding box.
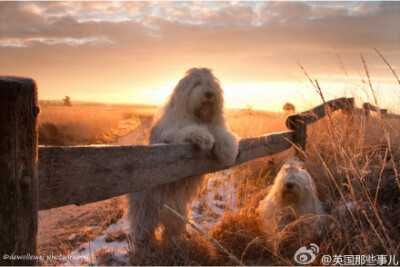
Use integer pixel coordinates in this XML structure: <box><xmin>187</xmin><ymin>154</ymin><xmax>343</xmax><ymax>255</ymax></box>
<box><xmin>293</xmin><ymin>120</ymin><xmax>307</xmax><ymax>160</ymax></box>
<box><xmin>286</xmin><ymin>97</ymin><xmax>354</xmax><ymax>160</ymax></box>
<box><xmin>362</xmin><ymin>103</ymin><xmax>371</xmax><ymax>117</ymax></box>
<box><xmin>343</xmin><ymin>98</ymin><xmax>355</xmax><ymax>116</ymax></box>
<box><xmin>0</xmin><ymin>77</ymin><xmax>39</xmax><ymax>265</ymax></box>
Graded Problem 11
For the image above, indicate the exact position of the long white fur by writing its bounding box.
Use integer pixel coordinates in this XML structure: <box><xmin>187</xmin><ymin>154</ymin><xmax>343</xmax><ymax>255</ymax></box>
<box><xmin>128</xmin><ymin>68</ymin><xmax>239</xmax><ymax>249</ymax></box>
<box><xmin>257</xmin><ymin>160</ymin><xmax>325</xmax><ymax>232</ymax></box>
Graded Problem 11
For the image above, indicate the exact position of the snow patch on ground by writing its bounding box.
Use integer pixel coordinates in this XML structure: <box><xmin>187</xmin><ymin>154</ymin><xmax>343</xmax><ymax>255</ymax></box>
<box><xmin>66</xmin><ymin>219</ymin><xmax>130</xmax><ymax>266</ymax></box>
<box><xmin>66</xmin><ymin>169</ymin><xmax>236</xmax><ymax>265</ymax></box>
<box><xmin>191</xmin><ymin>169</ymin><xmax>237</xmax><ymax>231</ymax></box>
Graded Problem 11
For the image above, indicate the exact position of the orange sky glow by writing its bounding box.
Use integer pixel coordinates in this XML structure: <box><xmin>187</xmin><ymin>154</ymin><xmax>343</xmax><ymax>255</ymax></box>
<box><xmin>1</xmin><ymin>1</ymin><xmax>399</xmax><ymax>112</ymax></box>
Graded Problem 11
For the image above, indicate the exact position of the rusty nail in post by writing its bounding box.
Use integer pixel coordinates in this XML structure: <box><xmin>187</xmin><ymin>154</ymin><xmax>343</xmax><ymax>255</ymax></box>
<box><xmin>20</xmin><ymin>176</ymin><xmax>31</xmax><ymax>186</ymax></box>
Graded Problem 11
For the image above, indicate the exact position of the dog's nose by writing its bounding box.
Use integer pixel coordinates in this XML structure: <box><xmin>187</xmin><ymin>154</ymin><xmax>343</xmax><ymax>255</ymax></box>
<box><xmin>205</xmin><ymin>91</ymin><xmax>214</xmax><ymax>99</ymax></box>
<box><xmin>285</xmin><ymin>182</ymin><xmax>294</xmax><ymax>190</ymax></box>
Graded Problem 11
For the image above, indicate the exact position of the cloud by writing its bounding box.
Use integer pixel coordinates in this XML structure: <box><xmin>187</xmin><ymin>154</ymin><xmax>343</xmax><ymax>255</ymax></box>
<box><xmin>0</xmin><ymin>36</ymin><xmax>113</xmax><ymax>47</ymax></box>
<box><xmin>2</xmin><ymin>2</ymin><xmax>397</xmax><ymax>50</ymax></box>
<box><xmin>0</xmin><ymin>1</ymin><xmax>399</xmax><ymax>86</ymax></box>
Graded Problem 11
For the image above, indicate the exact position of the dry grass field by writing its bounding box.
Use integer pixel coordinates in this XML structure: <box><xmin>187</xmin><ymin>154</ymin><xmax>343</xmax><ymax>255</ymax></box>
<box><xmin>37</xmin><ymin>92</ymin><xmax>400</xmax><ymax>265</ymax></box>
<box><xmin>38</xmin><ymin>104</ymin><xmax>155</xmax><ymax>146</ymax></box>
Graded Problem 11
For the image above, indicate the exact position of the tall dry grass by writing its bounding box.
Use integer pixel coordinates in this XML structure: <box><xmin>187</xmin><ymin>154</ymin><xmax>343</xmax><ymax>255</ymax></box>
<box><xmin>303</xmin><ymin>113</ymin><xmax>399</xmax><ymax>259</ymax></box>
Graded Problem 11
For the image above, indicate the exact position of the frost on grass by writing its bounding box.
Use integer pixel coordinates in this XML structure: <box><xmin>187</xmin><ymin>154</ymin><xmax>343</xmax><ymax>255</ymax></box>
<box><xmin>65</xmin><ymin>219</ymin><xmax>130</xmax><ymax>266</ymax></box>
<box><xmin>65</xmin><ymin>169</ymin><xmax>237</xmax><ymax>266</ymax></box>
<box><xmin>190</xmin><ymin>169</ymin><xmax>238</xmax><ymax>232</ymax></box>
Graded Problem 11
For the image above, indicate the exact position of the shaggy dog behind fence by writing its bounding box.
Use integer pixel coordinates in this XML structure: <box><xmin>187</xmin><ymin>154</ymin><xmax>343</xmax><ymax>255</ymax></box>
<box><xmin>128</xmin><ymin>68</ymin><xmax>239</xmax><ymax>249</ymax></box>
<box><xmin>257</xmin><ymin>160</ymin><xmax>325</xmax><ymax>233</ymax></box>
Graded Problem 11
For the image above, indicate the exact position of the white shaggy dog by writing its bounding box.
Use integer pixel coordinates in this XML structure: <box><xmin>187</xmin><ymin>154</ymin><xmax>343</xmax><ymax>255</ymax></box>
<box><xmin>128</xmin><ymin>68</ymin><xmax>239</xmax><ymax>249</ymax></box>
<box><xmin>257</xmin><ymin>160</ymin><xmax>325</xmax><ymax>232</ymax></box>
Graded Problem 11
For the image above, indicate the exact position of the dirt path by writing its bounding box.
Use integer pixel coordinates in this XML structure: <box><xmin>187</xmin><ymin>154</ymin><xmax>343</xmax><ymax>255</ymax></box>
<box><xmin>37</xmin><ymin>118</ymin><xmax>153</xmax><ymax>259</ymax></box>
<box><xmin>111</xmin><ymin>117</ymin><xmax>152</xmax><ymax>146</ymax></box>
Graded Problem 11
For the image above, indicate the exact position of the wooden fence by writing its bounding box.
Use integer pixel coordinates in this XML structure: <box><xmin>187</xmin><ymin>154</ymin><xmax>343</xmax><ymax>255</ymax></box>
<box><xmin>0</xmin><ymin>76</ymin><xmax>397</xmax><ymax>265</ymax></box>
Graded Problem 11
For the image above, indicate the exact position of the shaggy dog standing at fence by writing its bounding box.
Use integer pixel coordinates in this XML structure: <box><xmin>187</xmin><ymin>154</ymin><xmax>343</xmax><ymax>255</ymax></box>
<box><xmin>128</xmin><ymin>68</ymin><xmax>239</xmax><ymax>249</ymax></box>
<box><xmin>257</xmin><ymin>160</ymin><xmax>325</xmax><ymax>233</ymax></box>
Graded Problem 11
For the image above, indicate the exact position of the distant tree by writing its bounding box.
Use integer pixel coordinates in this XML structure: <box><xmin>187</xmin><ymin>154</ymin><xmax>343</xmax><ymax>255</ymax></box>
<box><xmin>62</xmin><ymin>96</ymin><xmax>72</xmax><ymax>106</ymax></box>
<box><xmin>283</xmin><ymin>102</ymin><xmax>295</xmax><ymax>114</ymax></box>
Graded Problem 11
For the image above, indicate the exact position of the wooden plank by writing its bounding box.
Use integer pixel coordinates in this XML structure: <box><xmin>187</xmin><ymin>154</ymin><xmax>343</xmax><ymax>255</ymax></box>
<box><xmin>363</xmin><ymin>102</ymin><xmax>387</xmax><ymax>114</ymax></box>
<box><xmin>0</xmin><ymin>77</ymin><xmax>39</xmax><ymax>265</ymax></box>
<box><xmin>38</xmin><ymin>131</ymin><xmax>294</xmax><ymax>210</ymax></box>
<box><xmin>342</xmin><ymin>97</ymin><xmax>355</xmax><ymax>115</ymax></box>
<box><xmin>286</xmin><ymin>97</ymin><xmax>353</xmax><ymax>130</ymax></box>
<box><xmin>293</xmin><ymin>121</ymin><xmax>307</xmax><ymax>160</ymax></box>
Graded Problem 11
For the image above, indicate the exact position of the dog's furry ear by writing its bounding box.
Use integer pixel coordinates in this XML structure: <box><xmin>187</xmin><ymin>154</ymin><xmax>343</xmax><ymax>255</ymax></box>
<box><xmin>170</xmin><ymin>74</ymin><xmax>192</xmax><ymax>106</ymax></box>
<box><xmin>175</xmin><ymin>75</ymin><xmax>190</xmax><ymax>91</ymax></box>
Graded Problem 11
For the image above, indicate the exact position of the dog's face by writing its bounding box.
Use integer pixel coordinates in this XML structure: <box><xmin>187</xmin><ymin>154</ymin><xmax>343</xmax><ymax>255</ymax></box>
<box><xmin>171</xmin><ymin>68</ymin><xmax>223</xmax><ymax>123</ymax></box>
<box><xmin>274</xmin><ymin>163</ymin><xmax>316</xmax><ymax>206</ymax></box>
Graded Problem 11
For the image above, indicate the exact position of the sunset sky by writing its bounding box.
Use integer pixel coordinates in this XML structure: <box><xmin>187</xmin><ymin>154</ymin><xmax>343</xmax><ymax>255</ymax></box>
<box><xmin>1</xmin><ymin>1</ymin><xmax>399</xmax><ymax>112</ymax></box>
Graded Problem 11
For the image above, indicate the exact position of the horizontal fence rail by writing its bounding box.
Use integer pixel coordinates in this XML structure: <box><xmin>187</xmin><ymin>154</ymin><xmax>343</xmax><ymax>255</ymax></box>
<box><xmin>363</xmin><ymin>102</ymin><xmax>387</xmax><ymax>114</ymax></box>
<box><xmin>286</xmin><ymin>97</ymin><xmax>354</xmax><ymax>130</ymax></box>
<box><xmin>38</xmin><ymin>131</ymin><xmax>294</xmax><ymax>210</ymax></box>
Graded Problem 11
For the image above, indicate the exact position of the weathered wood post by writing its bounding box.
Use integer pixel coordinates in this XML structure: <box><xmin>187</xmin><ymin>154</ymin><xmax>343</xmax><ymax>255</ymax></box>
<box><xmin>0</xmin><ymin>77</ymin><xmax>39</xmax><ymax>265</ymax></box>
<box><xmin>293</xmin><ymin>119</ymin><xmax>307</xmax><ymax>160</ymax></box>
<box><xmin>364</xmin><ymin>102</ymin><xmax>388</xmax><ymax>117</ymax></box>
<box><xmin>342</xmin><ymin>98</ymin><xmax>355</xmax><ymax>117</ymax></box>
<box><xmin>286</xmin><ymin>98</ymin><xmax>354</xmax><ymax>160</ymax></box>
<box><xmin>286</xmin><ymin>116</ymin><xmax>307</xmax><ymax>160</ymax></box>
<box><xmin>362</xmin><ymin>102</ymin><xmax>371</xmax><ymax>117</ymax></box>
